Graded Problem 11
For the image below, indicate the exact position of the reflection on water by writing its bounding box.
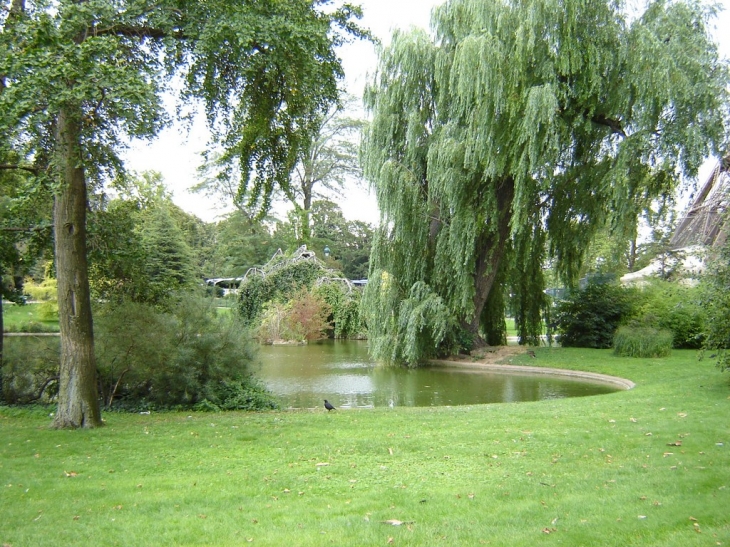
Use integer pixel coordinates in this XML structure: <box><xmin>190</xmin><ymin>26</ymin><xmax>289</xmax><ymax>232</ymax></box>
<box><xmin>254</xmin><ymin>340</ymin><xmax>618</xmax><ymax>409</ymax></box>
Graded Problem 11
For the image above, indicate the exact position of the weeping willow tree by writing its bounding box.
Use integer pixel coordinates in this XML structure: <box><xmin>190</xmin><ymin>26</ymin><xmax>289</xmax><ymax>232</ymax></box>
<box><xmin>362</xmin><ymin>0</ymin><xmax>729</xmax><ymax>366</ymax></box>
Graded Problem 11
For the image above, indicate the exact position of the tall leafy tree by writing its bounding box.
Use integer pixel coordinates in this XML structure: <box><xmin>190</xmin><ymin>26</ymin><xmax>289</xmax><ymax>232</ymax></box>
<box><xmin>362</xmin><ymin>0</ymin><xmax>729</xmax><ymax>365</ymax></box>
<box><xmin>0</xmin><ymin>0</ymin><xmax>366</xmax><ymax>427</ymax></box>
<box><xmin>284</xmin><ymin>98</ymin><xmax>364</xmax><ymax>242</ymax></box>
<box><xmin>207</xmin><ymin>211</ymin><xmax>279</xmax><ymax>278</ymax></box>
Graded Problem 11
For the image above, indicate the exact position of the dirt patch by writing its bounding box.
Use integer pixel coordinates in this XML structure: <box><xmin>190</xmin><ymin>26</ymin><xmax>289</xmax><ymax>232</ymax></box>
<box><xmin>444</xmin><ymin>346</ymin><xmax>531</xmax><ymax>365</ymax></box>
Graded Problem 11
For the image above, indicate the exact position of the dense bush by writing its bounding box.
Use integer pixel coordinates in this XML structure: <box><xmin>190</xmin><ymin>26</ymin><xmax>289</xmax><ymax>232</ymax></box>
<box><xmin>314</xmin><ymin>281</ymin><xmax>366</xmax><ymax>338</ymax></box>
<box><xmin>555</xmin><ymin>282</ymin><xmax>638</xmax><ymax>348</ymax></box>
<box><xmin>94</xmin><ymin>293</ymin><xmax>277</xmax><ymax>410</ymax></box>
<box><xmin>255</xmin><ymin>289</ymin><xmax>332</xmax><ymax>343</ymax></box>
<box><xmin>1</xmin><ymin>336</ymin><xmax>59</xmax><ymax>404</ymax></box>
<box><xmin>284</xmin><ymin>288</ymin><xmax>332</xmax><ymax>341</ymax></box>
<box><xmin>613</xmin><ymin>326</ymin><xmax>673</xmax><ymax>358</ymax></box>
<box><xmin>238</xmin><ymin>259</ymin><xmax>324</xmax><ymax>326</ymax></box>
<box><xmin>632</xmin><ymin>281</ymin><xmax>705</xmax><ymax>349</ymax></box>
<box><xmin>700</xmin><ymin>235</ymin><xmax>730</xmax><ymax>371</ymax></box>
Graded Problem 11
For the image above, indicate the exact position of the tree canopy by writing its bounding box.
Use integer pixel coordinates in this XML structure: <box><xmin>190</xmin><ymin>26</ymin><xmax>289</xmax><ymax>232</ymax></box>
<box><xmin>0</xmin><ymin>0</ymin><xmax>366</xmax><ymax>427</ymax></box>
<box><xmin>361</xmin><ymin>0</ymin><xmax>730</xmax><ymax>365</ymax></box>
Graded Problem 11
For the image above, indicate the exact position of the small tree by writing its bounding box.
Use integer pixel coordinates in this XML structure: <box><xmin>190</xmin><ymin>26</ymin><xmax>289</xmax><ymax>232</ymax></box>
<box><xmin>284</xmin><ymin>288</ymin><xmax>332</xmax><ymax>342</ymax></box>
<box><xmin>555</xmin><ymin>283</ymin><xmax>638</xmax><ymax>349</ymax></box>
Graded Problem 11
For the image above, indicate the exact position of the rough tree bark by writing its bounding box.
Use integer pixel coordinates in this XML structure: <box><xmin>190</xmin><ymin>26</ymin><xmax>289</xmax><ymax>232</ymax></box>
<box><xmin>52</xmin><ymin>107</ymin><xmax>102</xmax><ymax>428</ymax></box>
<box><xmin>465</xmin><ymin>177</ymin><xmax>515</xmax><ymax>340</ymax></box>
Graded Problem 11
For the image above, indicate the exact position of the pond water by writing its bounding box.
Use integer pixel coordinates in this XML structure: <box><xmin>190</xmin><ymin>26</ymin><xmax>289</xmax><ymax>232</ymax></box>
<box><xmin>255</xmin><ymin>340</ymin><xmax>619</xmax><ymax>409</ymax></box>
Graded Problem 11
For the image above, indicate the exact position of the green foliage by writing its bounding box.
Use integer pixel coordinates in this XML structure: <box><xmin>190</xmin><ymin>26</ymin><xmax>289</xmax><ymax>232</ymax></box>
<box><xmin>274</xmin><ymin>200</ymin><xmax>374</xmax><ymax>280</ymax></box>
<box><xmin>87</xmin><ymin>196</ymin><xmax>148</xmax><ymax>302</ymax></box>
<box><xmin>94</xmin><ymin>293</ymin><xmax>270</xmax><ymax>410</ymax></box>
<box><xmin>22</xmin><ymin>276</ymin><xmax>57</xmax><ymax>302</ymax></box>
<box><xmin>555</xmin><ymin>283</ymin><xmax>638</xmax><ymax>349</ymax></box>
<box><xmin>205</xmin><ymin>211</ymin><xmax>280</xmax><ymax>278</ymax></box>
<box><xmin>613</xmin><ymin>326</ymin><xmax>673</xmax><ymax>358</ymax></box>
<box><xmin>314</xmin><ymin>282</ymin><xmax>365</xmax><ymax>339</ymax></box>
<box><xmin>701</xmin><ymin>232</ymin><xmax>730</xmax><ymax>371</ymax></box>
<box><xmin>282</xmin><ymin>288</ymin><xmax>332</xmax><ymax>342</ymax></box>
<box><xmin>194</xmin><ymin>379</ymin><xmax>279</xmax><ymax>412</ymax></box>
<box><xmin>88</xmin><ymin>187</ymin><xmax>200</xmax><ymax>305</ymax></box>
<box><xmin>1</xmin><ymin>303</ymin><xmax>59</xmax><ymax>333</ymax></box>
<box><xmin>1</xmin><ymin>336</ymin><xmax>60</xmax><ymax>404</ymax></box>
<box><xmin>256</xmin><ymin>301</ymin><xmax>289</xmax><ymax>343</ymax></box>
<box><xmin>21</xmin><ymin>276</ymin><xmax>58</xmax><ymax>321</ymax></box>
<box><xmin>361</xmin><ymin>0</ymin><xmax>729</xmax><ymax>365</ymax></box>
<box><xmin>364</xmin><ymin>273</ymin><xmax>457</xmax><ymax>366</ymax></box>
<box><xmin>238</xmin><ymin>252</ymin><xmax>327</xmax><ymax>326</ymax></box>
<box><xmin>632</xmin><ymin>281</ymin><xmax>705</xmax><ymax>349</ymax></box>
<box><xmin>255</xmin><ymin>289</ymin><xmax>332</xmax><ymax>343</ymax></box>
<box><xmin>139</xmin><ymin>205</ymin><xmax>197</xmax><ymax>302</ymax></box>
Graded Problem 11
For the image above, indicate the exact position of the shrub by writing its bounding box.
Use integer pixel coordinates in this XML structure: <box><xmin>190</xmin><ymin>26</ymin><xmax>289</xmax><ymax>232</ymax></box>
<box><xmin>632</xmin><ymin>281</ymin><xmax>705</xmax><ymax>349</ymax></box>
<box><xmin>284</xmin><ymin>288</ymin><xmax>332</xmax><ymax>341</ymax></box>
<box><xmin>94</xmin><ymin>292</ymin><xmax>276</xmax><ymax>410</ymax></box>
<box><xmin>613</xmin><ymin>326</ymin><xmax>673</xmax><ymax>358</ymax></box>
<box><xmin>238</xmin><ymin>256</ymin><xmax>326</xmax><ymax>326</ymax></box>
<box><xmin>1</xmin><ymin>336</ymin><xmax>60</xmax><ymax>404</ymax></box>
<box><xmin>314</xmin><ymin>282</ymin><xmax>366</xmax><ymax>338</ymax></box>
<box><xmin>255</xmin><ymin>289</ymin><xmax>332</xmax><ymax>343</ymax></box>
<box><xmin>23</xmin><ymin>276</ymin><xmax>57</xmax><ymax>301</ymax></box>
<box><xmin>555</xmin><ymin>282</ymin><xmax>638</xmax><ymax>348</ymax></box>
<box><xmin>700</xmin><ymin>235</ymin><xmax>730</xmax><ymax>371</ymax></box>
<box><xmin>256</xmin><ymin>301</ymin><xmax>288</xmax><ymax>343</ymax></box>
<box><xmin>194</xmin><ymin>379</ymin><xmax>279</xmax><ymax>412</ymax></box>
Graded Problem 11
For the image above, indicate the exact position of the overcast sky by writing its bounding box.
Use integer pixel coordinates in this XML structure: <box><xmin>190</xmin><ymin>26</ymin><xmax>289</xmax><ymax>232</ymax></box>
<box><xmin>124</xmin><ymin>0</ymin><xmax>730</xmax><ymax>225</ymax></box>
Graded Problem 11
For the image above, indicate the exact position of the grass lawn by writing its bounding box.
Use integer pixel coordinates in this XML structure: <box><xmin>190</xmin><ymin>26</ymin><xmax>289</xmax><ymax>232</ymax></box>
<box><xmin>2</xmin><ymin>302</ymin><xmax>59</xmax><ymax>332</ymax></box>
<box><xmin>1</xmin><ymin>348</ymin><xmax>729</xmax><ymax>546</ymax></box>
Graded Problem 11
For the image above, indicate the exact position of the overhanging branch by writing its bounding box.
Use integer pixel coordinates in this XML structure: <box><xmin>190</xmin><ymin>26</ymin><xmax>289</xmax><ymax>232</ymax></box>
<box><xmin>591</xmin><ymin>113</ymin><xmax>626</xmax><ymax>138</ymax></box>
<box><xmin>0</xmin><ymin>164</ymin><xmax>40</xmax><ymax>175</ymax></box>
<box><xmin>91</xmin><ymin>24</ymin><xmax>185</xmax><ymax>40</ymax></box>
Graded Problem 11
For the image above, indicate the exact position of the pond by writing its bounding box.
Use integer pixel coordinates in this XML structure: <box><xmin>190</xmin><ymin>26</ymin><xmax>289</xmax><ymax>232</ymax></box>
<box><xmin>255</xmin><ymin>340</ymin><xmax>620</xmax><ymax>409</ymax></box>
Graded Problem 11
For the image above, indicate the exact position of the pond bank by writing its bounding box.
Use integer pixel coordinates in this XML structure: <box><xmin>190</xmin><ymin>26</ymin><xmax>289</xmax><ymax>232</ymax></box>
<box><xmin>432</xmin><ymin>345</ymin><xmax>636</xmax><ymax>390</ymax></box>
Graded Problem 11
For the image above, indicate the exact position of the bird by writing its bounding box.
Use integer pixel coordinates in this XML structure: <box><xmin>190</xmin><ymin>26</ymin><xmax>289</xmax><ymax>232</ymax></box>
<box><xmin>324</xmin><ymin>399</ymin><xmax>336</xmax><ymax>411</ymax></box>
<box><xmin>527</xmin><ymin>350</ymin><xmax>536</xmax><ymax>358</ymax></box>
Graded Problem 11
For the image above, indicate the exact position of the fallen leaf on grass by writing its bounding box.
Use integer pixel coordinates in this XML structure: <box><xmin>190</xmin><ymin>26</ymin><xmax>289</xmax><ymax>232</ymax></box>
<box><xmin>667</xmin><ymin>441</ymin><xmax>682</xmax><ymax>447</ymax></box>
<box><xmin>315</xmin><ymin>462</ymin><xmax>329</xmax><ymax>467</ymax></box>
<box><xmin>382</xmin><ymin>519</ymin><xmax>414</xmax><ymax>526</ymax></box>
<box><xmin>387</xmin><ymin>537</ymin><xmax>394</xmax><ymax>544</ymax></box>
<box><xmin>677</xmin><ymin>413</ymin><xmax>687</xmax><ymax>418</ymax></box>
<box><xmin>64</xmin><ymin>471</ymin><xmax>78</xmax><ymax>477</ymax></box>
<box><xmin>542</xmin><ymin>528</ymin><xmax>556</xmax><ymax>534</ymax></box>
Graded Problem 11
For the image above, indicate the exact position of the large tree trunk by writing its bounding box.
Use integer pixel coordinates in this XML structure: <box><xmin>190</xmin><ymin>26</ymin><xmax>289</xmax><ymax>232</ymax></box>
<box><xmin>464</xmin><ymin>177</ymin><xmax>515</xmax><ymax>342</ymax></box>
<box><xmin>52</xmin><ymin>106</ymin><xmax>102</xmax><ymax>429</ymax></box>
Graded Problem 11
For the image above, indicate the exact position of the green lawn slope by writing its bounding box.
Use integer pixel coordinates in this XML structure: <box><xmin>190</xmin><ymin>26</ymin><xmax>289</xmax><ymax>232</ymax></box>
<box><xmin>1</xmin><ymin>348</ymin><xmax>728</xmax><ymax>546</ymax></box>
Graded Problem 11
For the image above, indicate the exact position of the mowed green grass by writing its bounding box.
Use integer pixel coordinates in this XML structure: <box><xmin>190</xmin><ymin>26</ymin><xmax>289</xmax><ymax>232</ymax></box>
<box><xmin>2</xmin><ymin>302</ymin><xmax>59</xmax><ymax>332</ymax></box>
<box><xmin>1</xmin><ymin>348</ymin><xmax>729</xmax><ymax>546</ymax></box>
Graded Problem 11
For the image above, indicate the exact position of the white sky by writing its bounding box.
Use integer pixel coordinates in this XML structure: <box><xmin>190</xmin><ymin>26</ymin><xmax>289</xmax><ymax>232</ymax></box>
<box><xmin>124</xmin><ymin>0</ymin><xmax>730</xmax><ymax>225</ymax></box>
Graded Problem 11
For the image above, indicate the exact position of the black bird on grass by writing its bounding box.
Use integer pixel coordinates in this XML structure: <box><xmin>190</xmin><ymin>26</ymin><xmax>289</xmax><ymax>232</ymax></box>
<box><xmin>324</xmin><ymin>399</ymin><xmax>336</xmax><ymax>411</ymax></box>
